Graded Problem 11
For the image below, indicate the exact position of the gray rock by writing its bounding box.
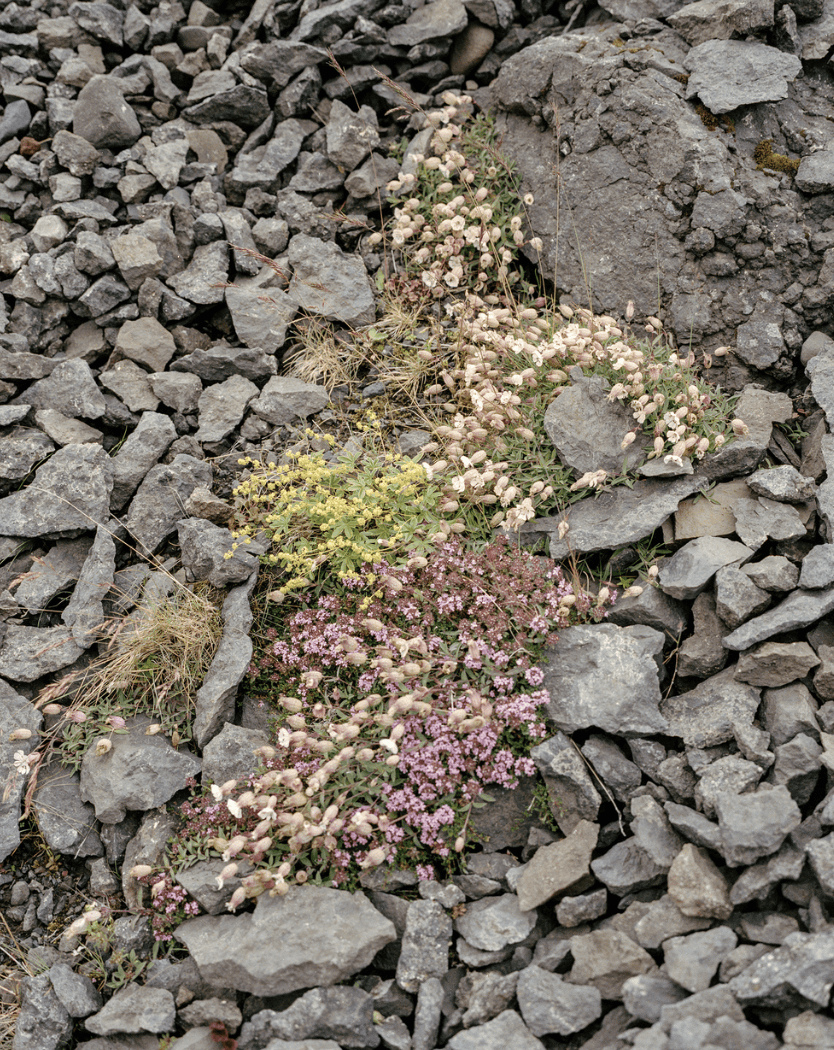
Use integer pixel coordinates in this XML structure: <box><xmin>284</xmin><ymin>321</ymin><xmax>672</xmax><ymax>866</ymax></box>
<box><xmin>605</xmin><ymin>578</ymin><xmax>688</xmax><ymax>639</ymax></box>
<box><xmin>658</xmin><ymin>536</ymin><xmax>754</xmax><ymax>600</ymax></box>
<box><xmin>195</xmin><ymin>374</ymin><xmax>259</xmax><ymax>443</ymax></box>
<box><xmin>529</xmin><ymin>732</ymin><xmax>601</xmax><ymax>833</ymax></box>
<box><xmin>735</xmin><ymin>640</ymin><xmax>820</xmax><ymax>687</ymax></box>
<box><xmin>714</xmin><ymin>565</ymin><xmax>771</xmax><ymax>628</ymax></box>
<box><xmin>183</xmin><ymin>84</ymin><xmax>269</xmax><ymax>128</ymax></box>
<box><xmin>148</xmin><ymin>372</ymin><xmax>203</xmax><ymax>416</ymax></box>
<box><xmin>32</xmin><ymin>761</ymin><xmax>102</xmax><ymax>858</ymax></box>
<box><xmin>730</xmin><ymin>844</ymin><xmax>805</xmax><ymax>905</ymax></box>
<box><xmin>76</xmin><ymin>274</ymin><xmax>133</xmax><ymax>318</ymax></box>
<box><xmin>115</xmin><ymin>317</ymin><xmax>176</xmax><ymax>372</ymax></box>
<box><xmin>193</xmin><ymin>570</ymin><xmax>257</xmax><ymax>748</ymax></box>
<box><xmin>85</xmin><ymin>984</ymin><xmax>175</xmax><ymax>1036</ymax></box>
<box><xmin>769</xmin><ymin>733</ymin><xmax>822</xmax><ymax>805</ymax></box>
<box><xmin>173</xmin><ymin>857</ymin><xmax>252</xmax><ymax>917</ymax></box>
<box><xmin>540</xmin><ymin>623</ymin><xmax>667</xmax><ymax>736</ymax></box>
<box><xmin>630</xmin><ymin>795</ymin><xmax>684</xmax><ymax>868</ymax></box>
<box><xmin>176</xmin><ymin>886</ymin><xmax>396</xmax><ymax>995</ymax></box>
<box><xmin>15</xmin><ymin>538</ymin><xmax>92</xmax><ymax>614</ymax></box>
<box><xmin>100</xmin><ymin>360</ymin><xmax>160</xmax><ymax>414</ymax></box>
<box><xmin>631</xmin><ymin>895</ymin><xmax>712</xmax><ymax>951</ymax></box>
<box><xmin>795</xmin><ymin>150</ymin><xmax>834</xmax><ymax>194</ymax></box>
<box><xmin>543</xmin><ymin>372</ymin><xmax>647</xmax><ymax>475</ymax></box>
<box><xmin>0</xmin><ymin>625</ymin><xmax>85</xmax><ymax>681</ymax></box>
<box><xmin>249</xmin><ymin>375</ymin><xmax>329</xmax><ymax>426</ymax></box>
<box><xmin>392</xmin><ymin>898</ymin><xmax>451</xmax><ymax>994</ymax></box>
<box><xmin>806</xmin><ymin>833</ymin><xmax>834</xmax><ymax>896</ymax></box>
<box><xmin>453</xmin><ymin>894</ymin><xmax>536</xmax><ymax>953</ymax></box>
<box><xmin>167</xmin><ymin>241</ymin><xmax>229</xmax><ymax>305</ymax></box>
<box><xmin>556</xmin><ymin>888</ymin><xmax>607</xmax><ymax>928</ymax></box>
<box><xmin>694</xmin><ymin>754</ymin><xmax>762</xmax><ymax>817</ymax></box>
<box><xmin>667</xmin><ymin>843</ymin><xmax>733</xmax><ymax>919</ymax></box>
<box><xmin>200</xmin><ymin>723</ymin><xmax>269</xmax><ymax>788</ymax></box>
<box><xmin>34</xmin><ymin>411</ymin><xmax>103</xmax><ymax>448</ymax></box>
<box><xmin>0</xmin><ymin>428</ymin><xmax>55</xmax><ymax>494</ymax></box>
<box><xmin>445</xmin><ymin>1009</ymin><xmax>544</xmax><ymax>1050</ymax></box>
<box><xmin>732</xmin><ymin>497</ymin><xmax>806</xmax><ymax>551</ymax></box>
<box><xmin>668</xmin><ymin>0</ymin><xmax>773</xmax><ymax>44</ymax></box>
<box><xmin>288</xmin><ymin>234</ymin><xmax>375</xmax><ymax>327</ymax></box>
<box><xmin>590</xmin><ymin>836</ymin><xmax>668</xmax><ymax>896</ymax></box>
<box><xmin>326</xmin><ymin>99</ymin><xmax>380</xmax><ymax>170</ymax></box>
<box><xmin>567</xmin><ymin>930</ymin><xmax>655</xmax><ymax>999</ymax></box>
<box><xmin>23</xmin><ymin>359</ymin><xmax>106</xmax><ymax>420</ymax></box>
<box><xmin>110</xmin><ymin>412</ymin><xmax>177</xmax><ymax>512</ymax></box>
<box><xmin>747</xmin><ymin>465</ymin><xmax>817</xmax><ymax>503</ymax></box>
<box><xmin>389</xmin><ymin>0</ymin><xmax>468</xmax><ymax>45</ymax></box>
<box><xmin>178</xmin><ymin>518</ymin><xmax>258</xmax><ymax>587</ymax></box>
<box><xmin>456</xmin><ymin>969</ymin><xmax>519</xmax><ymax>1030</ymax></box>
<box><xmin>723</xmin><ymin>585</ymin><xmax>834</xmax><ymax>650</ymax></box>
<box><xmin>111</xmin><ymin>233</ymin><xmax>164</xmax><ymax>290</ymax></box>
<box><xmin>621</xmin><ymin>974</ymin><xmax>689</xmax><ymax>1023</ymax></box>
<box><xmin>729</xmin><ymin>929</ymin><xmax>834</xmax><ymax>1008</ymax></box>
<box><xmin>240</xmin><ymin>988</ymin><xmax>378</xmax><ymax>1048</ymax></box>
<box><xmin>661</xmin><ymin>664</ymin><xmax>761</xmax><ymax>748</ymax></box>
<box><xmin>683</xmin><ymin>38</ymin><xmax>801</xmax><ymax>113</ymax></box>
<box><xmin>73</xmin><ymin>75</ymin><xmax>141</xmax><ymax>148</ymax></box>
<box><xmin>79</xmin><ymin>717</ymin><xmax>201</xmax><ymax>824</ymax></box>
<box><xmin>677</xmin><ymin>590</ymin><xmax>729</xmax><ymax>677</ymax></box>
<box><xmin>225</xmin><ymin>284</ymin><xmax>298</xmax><ymax>354</ymax></box>
<box><xmin>714</xmin><ymin>784</ymin><xmax>802</xmax><ymax>866</ymax></box>
<box><xmin>784</xmin><ymin>1011</ymin><xmax>834</xmax><ymax>1047</ymax></box>
<box><xmin>530</xmin><ymin>475</ymin><xmax>708</xmax><ymax>560</ymax></box>
<box><xmin>48</xmin><ymin>962</ymin><xmax>102</xmax><ymax>1018</ymax></box>
<box><xmin>800</xmin><ymin>545</ymin><xmax>834</xmax><ymax>589</ymax></box>
<box><xmin>14</xmin><ymin>972</ymin><xmax>72</xmax><ymax>1050</ymax></box>
<box><xmin>61</xmin><ymin>523</ymin><xmax>116</xmax><ymax>648</ymax></box>
<box><xmin>515</xmin><ymin>820</ymin><xmax>598</xmax><ymax>911</ymax></box>
<box><xmin>664</xmin><ymin>801</ymin><xmax>723</xmax><ymax>852</ymax></box>
<box><xmin>123</xmin><ymin>454</ymin><xmax>213</xmax><ymax>558</ymax></box>
<box><xmin>122</xmin><ymin>808</ymin><xmax>178</xmax><ymax>912</ymax></box>
<box><xmin>172</xmin><ymin>345</ymin><xmax>277</xmax><ymax>386</ymax></box>
<box><xmin>0</xmin><ymin>679</ymin><xmax>42</xmax><ymax>862</ymax></box>
<box><xmin>581</xmin><ymin>734</ymin><xmax>641</xmax><ymax>801</ymax></box>
<box><xmin>516</xmin><ymin>966</ymin><xmax>601</xmax><ymax>1037</ymax></box>
<box><xmin>663</xmin><ymin>926</ymin><xmax>737</xmax><ymax>993</ymax></box>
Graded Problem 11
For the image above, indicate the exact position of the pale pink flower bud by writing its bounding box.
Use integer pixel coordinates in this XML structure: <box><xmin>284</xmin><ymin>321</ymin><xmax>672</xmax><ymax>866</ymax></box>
<box><xmin>227</xmin><ymin>887</ymin><xmax>247</xmax><ymax>911</ymax></box>
<box><xmin>42</xmin><ymin>704</ymin><xmax>64</xmax><ymax>716</ymax></box>
<box><xmin>8</xmin><ymin>729</ymin><xmax>32</xmax><ymax>741</ymax></box>
<box><xmin>93</xmin><ymin>738</ymin><xmax>112</xmax><ymax>756</ymax></box>
<box><xmin>129</xmin><ymin>865</ymin><xmax>153</xmax><ymax>879</ymax></box>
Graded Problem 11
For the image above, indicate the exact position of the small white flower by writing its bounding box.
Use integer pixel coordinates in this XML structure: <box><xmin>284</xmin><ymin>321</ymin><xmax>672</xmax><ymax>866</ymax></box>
<box><xmin>13</xmin><ymin>751</ymin><xmax>30</xmax><ymax>777</ymax></box>
<box><xmin>227</xmin><ymin>799</ymin><xmax>243</xmax><ymax>819</ymax></box>
<box><xmin>210</xmin><ymin>784</ymin><xmax>223</xmax><ymax>801</ymax></box>
<box><xmin>278</xmin><ymin>727</ymin><xmax>291</xmax><ymax>749</ymax></box>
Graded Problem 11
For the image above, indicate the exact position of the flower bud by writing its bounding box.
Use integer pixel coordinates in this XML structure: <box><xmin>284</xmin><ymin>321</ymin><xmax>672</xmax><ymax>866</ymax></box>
<box><xmin>129</xmin><ymin>865</ymin><xmax>153</xmax><ymax>879</ymax></box>
<box><xmin>8</xmin><ymin>729</ymin><xmax>32</xmax><ymax>741</ymax></box>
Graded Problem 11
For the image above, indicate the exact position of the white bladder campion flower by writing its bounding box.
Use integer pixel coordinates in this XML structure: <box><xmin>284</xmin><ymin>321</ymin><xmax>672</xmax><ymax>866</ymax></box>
<box><xmin>13</xmin><ymin>751</ymin><xmax>31</xmax><ymax>777</ymax></box>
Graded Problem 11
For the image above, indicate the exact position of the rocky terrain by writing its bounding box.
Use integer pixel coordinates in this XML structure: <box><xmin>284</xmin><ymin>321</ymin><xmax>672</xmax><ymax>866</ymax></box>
<box><xmin>2</xmin><ymin>0</ymin><xmax>834</xmax><ymax>1049</ymax></box>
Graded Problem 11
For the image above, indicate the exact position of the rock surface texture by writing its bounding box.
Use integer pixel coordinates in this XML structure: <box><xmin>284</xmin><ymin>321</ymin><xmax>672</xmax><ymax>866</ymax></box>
<box><xmin>2</xmin><ymin>0</ymin><xmax>834</xmax><ymax>1049</ymax></box>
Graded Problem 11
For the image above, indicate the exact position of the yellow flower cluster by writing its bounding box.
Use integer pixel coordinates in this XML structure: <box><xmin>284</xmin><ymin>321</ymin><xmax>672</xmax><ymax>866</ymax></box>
<box><xmin>227</xmin><ymin>426</ymin><xmax>455</xmax><ymax>595</ymax></box>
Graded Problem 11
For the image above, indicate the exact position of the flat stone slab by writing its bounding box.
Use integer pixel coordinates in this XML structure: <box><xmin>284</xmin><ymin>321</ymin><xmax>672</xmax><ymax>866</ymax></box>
<box><xmin>683</xmin><ymin>38</ymin><xmax>802</xmax><ymax>113</ymax></box>
<box><xmin>175</xmin><ymin>886</ymin><xmax>396</xmax><ymax>996</ymax></box>
<box><xmin>723</xmin><ymin>585</ymin><xmax>834</xmax><ymax>650</ymax></box>
<box><xmin>543</xmin><ymin>371</ymin><xmax>647</xmax><ymax>475</ymax></box>
<box><xmin>660</xmin><ymin>665</ymin><xmax>761</xmax><ymax>747</ymax></box>
<box><xmin>519</xmin><ymin>475</ymin><xmax>708</xmax><ymax>560</ymax></box>
<box><xmin>516</xmin><ymin>820</ymin><xmax>598</xmax><ymax>912</ymax></box>
<box><xmin>540</xmin><ymin>623</ymin><xmax>668</xmax><ymax>737</ymax></box>
<box><xmin>658</xmin><ymin>536</ymin><xmax>754</xmax><ymax>600</ymax></box>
